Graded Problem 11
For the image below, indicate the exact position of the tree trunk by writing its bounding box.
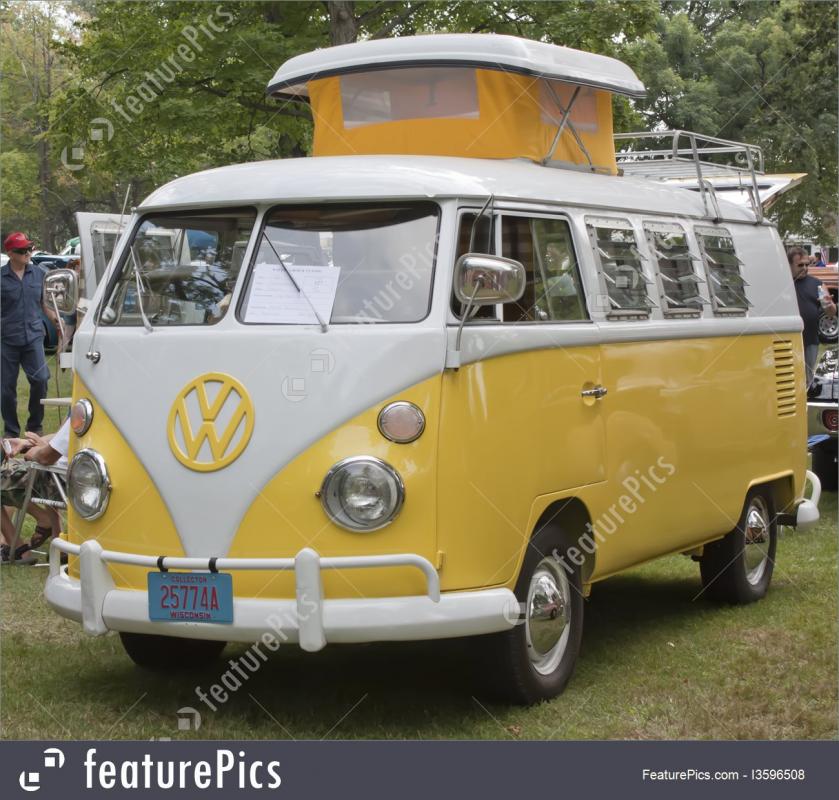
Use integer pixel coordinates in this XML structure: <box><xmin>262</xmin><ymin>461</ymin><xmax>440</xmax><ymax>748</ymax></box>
<box><xmin>328</xmin><ymin>1</ymin><xmax>357</xmax><ymax>45</ymax></box>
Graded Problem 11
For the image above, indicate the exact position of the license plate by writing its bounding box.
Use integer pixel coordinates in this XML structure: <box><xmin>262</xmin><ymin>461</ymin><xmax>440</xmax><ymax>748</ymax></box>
<box><xmin>147</xmin><ymin>572</ymin><xmax>233</xmax><ymax>624</ymax></box>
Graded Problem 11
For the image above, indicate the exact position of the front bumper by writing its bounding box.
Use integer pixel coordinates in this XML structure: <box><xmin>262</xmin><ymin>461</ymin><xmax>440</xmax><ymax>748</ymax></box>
<box><xmin>45</xmin><ymin>539</ymin><xmax>518</xmax><ymax>650</ymax></box>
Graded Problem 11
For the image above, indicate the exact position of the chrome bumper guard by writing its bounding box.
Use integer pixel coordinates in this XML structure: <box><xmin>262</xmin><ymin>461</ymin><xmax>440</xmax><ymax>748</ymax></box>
<box><xmin>46</xmin><ymin>539</ymin><xmax>517</xmax><ymax>650</ymax></box>
<box><xmin>794</xmin><ymin>469</ymin><xmax>822</xmax><ymax>531</ymax></box>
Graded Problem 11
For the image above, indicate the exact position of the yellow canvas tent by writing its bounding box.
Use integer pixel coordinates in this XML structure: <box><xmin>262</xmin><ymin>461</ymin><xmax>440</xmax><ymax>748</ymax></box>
<box><xmin>267</xmin><ymin>34</ymin><xmax>646</xmax><ymax>175</ymax></box>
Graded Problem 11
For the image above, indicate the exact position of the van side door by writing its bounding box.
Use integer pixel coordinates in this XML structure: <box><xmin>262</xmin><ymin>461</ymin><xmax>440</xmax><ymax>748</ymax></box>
<box><xmin>436</xmin><ymin>208</ymin><xmax>606</xmax><ymax>591</ymax></box>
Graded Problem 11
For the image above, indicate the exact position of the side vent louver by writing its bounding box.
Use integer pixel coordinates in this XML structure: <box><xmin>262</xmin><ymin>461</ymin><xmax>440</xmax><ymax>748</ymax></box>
<box><xmin>773</xmin><ymin>339</ymin><xmax>796</xmax><ymax>418</ymax></box>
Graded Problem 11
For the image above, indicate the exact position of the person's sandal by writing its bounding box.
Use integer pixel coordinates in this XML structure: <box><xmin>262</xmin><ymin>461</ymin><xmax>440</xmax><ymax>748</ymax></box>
<box><xmin>29</xmin><ymin>526</ymin><xmax>53</xmax><ymax>550</ymax></box>
<box><xmin>1</xmin><ymin>543</ymin><xmax>37</xmax><ymax>565</ymax></box>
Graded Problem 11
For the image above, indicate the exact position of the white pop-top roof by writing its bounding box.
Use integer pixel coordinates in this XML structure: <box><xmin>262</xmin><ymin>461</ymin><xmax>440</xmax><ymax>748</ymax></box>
<box><xmin>266</xmin><ymin>33</ymin><xmax>646</xmax><ymax>99</ymax></box>
<box><xmin>139</xmin><ymin>155</ymin><xmax>752</xmax><ymax>221</ymax></box>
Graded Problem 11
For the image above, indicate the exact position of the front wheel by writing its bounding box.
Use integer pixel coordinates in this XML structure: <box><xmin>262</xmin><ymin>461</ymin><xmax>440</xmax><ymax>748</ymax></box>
<box><xmin>481</xmin><ymin>532</ymin><xmax>584</xmax><ymax>705</ymax></box>
<box><xmin>699</xmin><ymin>489</ymin><xmax>777</xmax><ymax>604</ymax></box>
<box><xmin>119</xmin><ymin>632</ymin><xmax>226</xmax><ymax>670</ymax></box>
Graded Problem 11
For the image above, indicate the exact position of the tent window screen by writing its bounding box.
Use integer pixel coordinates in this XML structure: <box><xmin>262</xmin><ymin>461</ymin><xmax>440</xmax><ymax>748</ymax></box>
<box><xmin>341</xmin><ymin>68</ymin><xmax>479</xmax><ymax>128</ymax></box>
<box><xmin>539</xmin><ymin>82</ymin><xmax>599</xmax><ymax>133</ymax></box>
<box><xmin>696</xmin><ymin>228</ymin><xmax>749</xmax><ymax>312</ymax></box>
<box><xmin>587</xmin><ymin>218</ymin><xmax>652</xmax><ymax>315</ymax></box>
<box><xmin>644</xmin><ymin>222</ymin><xmax>705</xmax><ymax>314</ymax></box>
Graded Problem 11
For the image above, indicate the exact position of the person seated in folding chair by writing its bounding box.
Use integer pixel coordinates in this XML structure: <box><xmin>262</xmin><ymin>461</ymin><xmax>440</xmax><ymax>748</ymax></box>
<box><xmin>0</xmin><ymin>418</ymin><xmax>69</xmax><ymax>562</ymax></box>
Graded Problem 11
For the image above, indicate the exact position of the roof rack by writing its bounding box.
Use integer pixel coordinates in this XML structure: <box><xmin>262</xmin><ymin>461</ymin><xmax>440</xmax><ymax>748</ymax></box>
<box><xmin>614</xmin><ymin>130</ymin><xmax>765</xmax><ymax>223</ymax></box>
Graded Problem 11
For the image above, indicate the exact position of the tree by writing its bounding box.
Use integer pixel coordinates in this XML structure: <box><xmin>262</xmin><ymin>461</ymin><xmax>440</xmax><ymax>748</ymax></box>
<box><xmin>11</xmin><ymin>1</ymin><xmax>834</xmax><ymax>242</ymax></box>
<box><xmin>1</xmin><ymin>1</ymin><xmax>78</xmax><ymax>249</ymax></box>
<box><xmin>624</xmin><ymin>0</ymin><xmax>838</xmax><ymax>240</ymax></box>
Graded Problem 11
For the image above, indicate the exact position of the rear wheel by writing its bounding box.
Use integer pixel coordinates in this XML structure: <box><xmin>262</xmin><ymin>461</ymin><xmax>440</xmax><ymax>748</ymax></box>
<box><xmin>482</xmin><ymin>530</ymin><xmax>584</xmax><ymax>705</ymax></box>
<box><xmin>119</xmin><ymin>632</ymin><xmax>226</xmax><ymax>670</ymax></box>
<box><xmin>699</xmin><ymin>489</ymin><xmax>776</xmax><ymax>604</ymax></box>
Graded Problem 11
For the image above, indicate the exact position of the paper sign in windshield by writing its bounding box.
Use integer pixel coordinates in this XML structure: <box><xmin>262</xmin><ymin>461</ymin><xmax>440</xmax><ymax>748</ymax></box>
<box><xmin>245</xmin><ymin>262</ymin><xmax>340</xmax><ymax>324</ymax></box>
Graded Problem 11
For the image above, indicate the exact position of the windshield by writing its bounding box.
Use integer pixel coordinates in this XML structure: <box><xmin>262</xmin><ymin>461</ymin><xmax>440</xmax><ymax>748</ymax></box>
<box><xmin>100</xmin><ymin>208</ymin><xmax>256</xmax><ymax>326</ymax></box>
<box><xmin>239</xmin><ymin>203</ymin><xmax>439</xmax><ymax>324</ymax></box>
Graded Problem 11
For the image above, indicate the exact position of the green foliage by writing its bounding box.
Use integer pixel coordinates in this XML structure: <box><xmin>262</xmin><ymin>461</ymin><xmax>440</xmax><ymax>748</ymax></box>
<box><xmin>4</xmin><ymin>2</ymin><xmax>837</xmax><ymax>243</ymax></box>
<box><xmin>624</xmin><ymin>0</ymin><xmax>838</xmax><ymax>240</ymax></box>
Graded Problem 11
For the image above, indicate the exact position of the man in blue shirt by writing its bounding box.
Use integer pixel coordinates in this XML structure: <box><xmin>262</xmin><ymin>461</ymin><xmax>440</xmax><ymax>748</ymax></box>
<box><xmin>788</xmin><ymin>246</ymin><xmax>837</xmax><ymax>387</ymax></box>
<box><xmin>1</xmin><ymin>232</ymin><xmax>58</xmax><ymax>437</ymax></box>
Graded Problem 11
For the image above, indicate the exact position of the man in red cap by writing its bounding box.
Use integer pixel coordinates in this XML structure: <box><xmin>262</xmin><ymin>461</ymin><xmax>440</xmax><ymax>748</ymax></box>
<box><xmin>1</xmin><ymin>232</ymin><xmax>58</xmax><ymax>437</ymax></box>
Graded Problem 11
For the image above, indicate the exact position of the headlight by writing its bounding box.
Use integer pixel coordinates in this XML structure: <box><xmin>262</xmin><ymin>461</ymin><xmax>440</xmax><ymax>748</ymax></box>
<box><xmin>67</xmin><ymin>449</ymin><xmax>111</xmax><ymax>520</ymax></box>
<box><xmin>320</xmin><ymin>456</ymin><xmax>404</xmax><ymax>531</ymax></box>
<box><xmin>70</xmin><ymin>398</ymin><xmax>94</xmax><ymax>435</ymax></box>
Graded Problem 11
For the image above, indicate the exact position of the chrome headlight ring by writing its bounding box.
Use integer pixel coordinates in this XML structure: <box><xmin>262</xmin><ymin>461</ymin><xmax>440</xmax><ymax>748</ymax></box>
<box><xmin>319</xmin><ymin>456</ymin><xmax>405</xmax><ymax>532</ymax></box>
<box><xmin>70</xmin><ymin>398</ymin><xmax>94</xmax><ymax>435</ymax></box>
<box><xmin>67</xmin><ymin>448</ymin><xmax>111</xmax><ymax>520</ymax></box>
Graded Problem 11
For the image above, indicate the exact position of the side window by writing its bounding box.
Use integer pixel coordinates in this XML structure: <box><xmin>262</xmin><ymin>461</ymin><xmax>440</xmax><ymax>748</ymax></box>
<box><xmin>500</xmin><ymin>216</ymin><xmax>587</xmax><ymax>322</ymax></box>
<box><xmin>695</xmin><ymin>227</ymin><xmax>749</xmax><ymax>313</ymax></box>
<box><xmin>452</xmin><ymin>211</ymin><xmax>497</xmax><ymax>318</ymax></box>
<box><xmin>587</xmin><ymin>217</ymin><xmax>654</xmax><ymax>318</ymax></box>
<box><xmin>643</xmin><ymin>221</ymin><xmax>708</xmax><ymax>316</ymax></box>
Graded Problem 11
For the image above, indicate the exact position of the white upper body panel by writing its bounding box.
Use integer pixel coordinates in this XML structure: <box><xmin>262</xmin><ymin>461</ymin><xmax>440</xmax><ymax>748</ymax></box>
<box><xmin>139</xmin><ymin>155</ymin><xmax>755</xmax><ymax>223</ymax></box>
<box><xmin>266</xmin><ymin>33</ymin><xmax>646</xmax><ymax>99</ymax></box>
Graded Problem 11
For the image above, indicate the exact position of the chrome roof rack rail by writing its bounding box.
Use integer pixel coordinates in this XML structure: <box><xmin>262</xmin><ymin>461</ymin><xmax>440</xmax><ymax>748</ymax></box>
<box><xmin>614</xmin><ymin>130</ymin><xmax>765</xmax><ymax>224</ymax></box>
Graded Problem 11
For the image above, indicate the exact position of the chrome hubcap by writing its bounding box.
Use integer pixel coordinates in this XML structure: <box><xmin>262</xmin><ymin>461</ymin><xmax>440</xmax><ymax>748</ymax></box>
<box><xmin>743</xmin><ymin>496</ymin><xmax>772</xmax><ymax>585</ymax></box>
<box><xmin>525</xmin><ymin>558</ymin><xmax>571</xmax><ymax>675</ymax></box>
<box><xmin>818</xmin><ymin>314</ymin><xmax>838</xmax><ymax>338</ymax></box>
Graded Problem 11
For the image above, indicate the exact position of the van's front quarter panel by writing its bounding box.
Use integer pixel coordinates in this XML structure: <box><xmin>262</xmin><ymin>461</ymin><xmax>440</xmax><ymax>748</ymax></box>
<box><xmin>67</xmin><ymin>323</ymin><xmax>446</xmax><ymax>602</ymax></box>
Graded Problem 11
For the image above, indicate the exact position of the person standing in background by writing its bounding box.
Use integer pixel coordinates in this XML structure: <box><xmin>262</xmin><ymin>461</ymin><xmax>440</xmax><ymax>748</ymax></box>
<box><xmin>788</xmin><ymin>246</ymin><xmax>837</xmax><ymax>387</ymax></box>
<box><xmin>1</xmin><ymin>232</ymin><xmax>58</xmax><ymax>437</ymax></box>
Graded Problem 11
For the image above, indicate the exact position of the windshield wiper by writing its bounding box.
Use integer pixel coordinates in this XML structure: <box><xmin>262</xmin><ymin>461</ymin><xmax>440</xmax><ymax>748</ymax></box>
<box><xmin>129</xmin><ymin>245</ymin><xmax>154</xmax><ymax>333</ymax></box>
<box><xmin>260</xmin><ymin>231</ymin><xmax>328</xmax><ymax>332</ymax></box>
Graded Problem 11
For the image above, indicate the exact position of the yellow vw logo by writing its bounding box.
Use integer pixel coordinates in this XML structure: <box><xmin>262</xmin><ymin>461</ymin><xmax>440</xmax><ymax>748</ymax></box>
<box><xmin>167</xmin><ymin>373</ymin><xmax>254</xmax><ymax>472</ymax></box>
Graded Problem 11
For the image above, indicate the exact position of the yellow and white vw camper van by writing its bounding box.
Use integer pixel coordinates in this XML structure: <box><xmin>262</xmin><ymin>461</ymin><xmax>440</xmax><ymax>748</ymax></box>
<box><xmin>47</xmin><ymin>34</ymin><xmax>821</xmax><ymax>704</ymax></box>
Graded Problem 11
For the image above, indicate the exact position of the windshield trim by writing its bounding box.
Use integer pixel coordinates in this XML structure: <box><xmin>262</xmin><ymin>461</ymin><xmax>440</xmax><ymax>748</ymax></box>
<box><xmin>96</xmin><ymin>205</ymin><xmax>258</xmax><ymax>328</ymax></box>
<box><xmin>235</xmin><ymin>201</ymin><xmax>441</xmax><ymax>327</ymax></box>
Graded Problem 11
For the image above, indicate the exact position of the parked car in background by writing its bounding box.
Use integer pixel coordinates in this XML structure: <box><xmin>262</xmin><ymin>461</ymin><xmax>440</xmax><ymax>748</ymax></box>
<box><xmin>808</xmin><ymin>348</ymin><xmax>838</xmax><ymax>490</ymax></box>
<box><xmin>31</xmin><ymin>251</ymin><xmax>80</xmax><ymax>272</ymax></box>
<box><xmin>61</xmin><ymin>236</ymin><xmax>81</xmax><ymax>256</ymax></box>
<box><xmin>808</xmin><ymin>262</ymin><xmax>838</xmax><ymax>343</ymax></box>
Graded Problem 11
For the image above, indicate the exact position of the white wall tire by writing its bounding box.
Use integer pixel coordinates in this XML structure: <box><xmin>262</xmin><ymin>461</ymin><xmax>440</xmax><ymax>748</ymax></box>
<box><xmin>699</xmin><ymin>489</ymin><xmax>777</xmax><ymax>604</ymax></box>
<box><xmin>481</xmin><ymin>530</ymin><xmax>584</xmax><ymax>705</ymax></box>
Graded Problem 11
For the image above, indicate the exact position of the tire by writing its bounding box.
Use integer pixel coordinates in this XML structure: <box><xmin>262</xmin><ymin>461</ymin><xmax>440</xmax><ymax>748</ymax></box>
<box><xmin>119</xmin><ymin>632</ymin><xmax>226</xmax><ymax>670</ymax></box>
<box><xmin>812</xmin><ymin>445</ymin><xmax>838</xmax><ymax>491</ymax></box>
<box><xmin>481</xmin><ymin>529</ymin><xmax>584</xmax><ymax>705</ymax></box>
<box><xmin>699</xmin><ymin>488</ymin><xmax>777</xmax><ymax>604</ymax></box>
<box><xmin>818</xmin><ymin>310</ymin><xmax>838</xmax><ymax>344</ymax></box>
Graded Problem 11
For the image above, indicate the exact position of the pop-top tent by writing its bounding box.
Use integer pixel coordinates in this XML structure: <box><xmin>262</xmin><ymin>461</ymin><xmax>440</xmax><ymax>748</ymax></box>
<box><xmin>267</xmin><ymin>34</ymin><xmax>646</xmax><ymax>175</ymax></box>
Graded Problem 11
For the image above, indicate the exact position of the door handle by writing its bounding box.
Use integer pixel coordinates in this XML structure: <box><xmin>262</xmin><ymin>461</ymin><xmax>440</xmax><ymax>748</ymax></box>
<box><xmin>581</xmin><ymin>385</ymin><xmax>608</xmax><ymax>400</ymax></box>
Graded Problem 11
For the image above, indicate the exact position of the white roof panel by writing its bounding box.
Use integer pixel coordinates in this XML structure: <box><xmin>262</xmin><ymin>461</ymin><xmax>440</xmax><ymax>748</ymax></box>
<box><xmin>138</xmin><ymin>155</ymin><xmax>752</xmax><ymax>221</ymax></box>
<box><xmin>267</xmin><ymin>33</ymin><xmax>646</xmax><ymax>99</ymax></box>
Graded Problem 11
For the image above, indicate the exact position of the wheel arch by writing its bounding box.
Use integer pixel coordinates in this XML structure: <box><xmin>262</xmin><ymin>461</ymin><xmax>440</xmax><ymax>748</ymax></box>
<box><xmin>747</xmin><ymin>472</ymin><xmax>795</xmax><ymax>517</ymax></box>
<box><xmin>529</xmin><ymin>496</ymin><xmax>596</xmax><ymax>585</ymax></box>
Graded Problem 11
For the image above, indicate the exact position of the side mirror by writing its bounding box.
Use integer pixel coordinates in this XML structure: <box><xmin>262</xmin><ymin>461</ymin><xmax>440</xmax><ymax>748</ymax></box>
<box><xmin>44</xmin><ymin>268</ymin><xmax>78</xmax><ymax>314</ymax></box>
<box><xmin>454</xmin><ymin>253</ymin><xmax>526</xmax><ymax>306</ymax></box>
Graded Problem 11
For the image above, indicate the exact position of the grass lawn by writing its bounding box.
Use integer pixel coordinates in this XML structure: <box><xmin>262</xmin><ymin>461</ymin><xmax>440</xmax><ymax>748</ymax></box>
<box><xmin>1</xmin><ymin>355</ymin><xmax>836</xmax><ymax>740</ymax></box>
